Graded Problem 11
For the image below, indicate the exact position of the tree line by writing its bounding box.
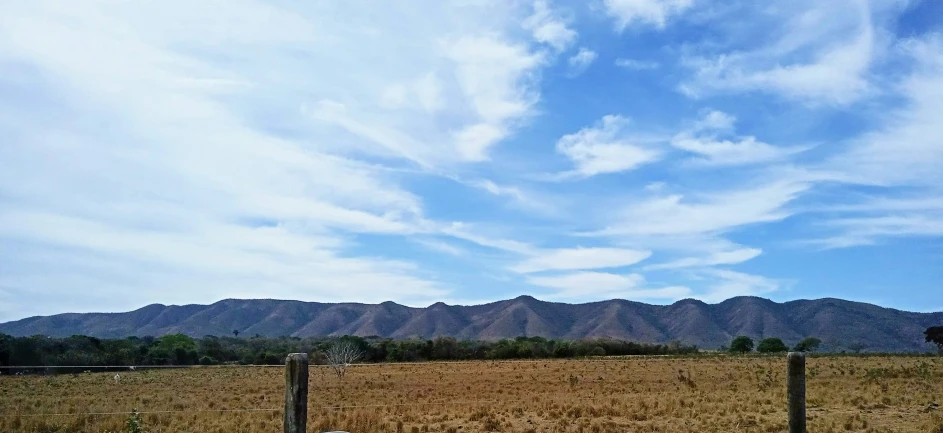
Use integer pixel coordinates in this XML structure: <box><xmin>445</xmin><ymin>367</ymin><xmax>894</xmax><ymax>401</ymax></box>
<box><xmin>723</xmin><ymin>336</ymin><xmax>823</xmax><ymax>354</ymax></box>
<box><xmin>0</xmin><ymin>333</ymin><xmax>698</xmax><ymax>371</ymax></box>
<box><xmin>720</xmin><ymin>326</ymin><xmax>943</xmax><ymax>355</ymax></box>
<box><xmin>2</xmin><ymin>325</ymin><xmax>938</xmax><ymax>371</ymax></box>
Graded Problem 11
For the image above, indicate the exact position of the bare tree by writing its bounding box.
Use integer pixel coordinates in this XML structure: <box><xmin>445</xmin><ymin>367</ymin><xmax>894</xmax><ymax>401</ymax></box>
<box><xmin>325</xmin><ymin>341</ymin><xmax>363</xmax><ymax>379</ymax></box>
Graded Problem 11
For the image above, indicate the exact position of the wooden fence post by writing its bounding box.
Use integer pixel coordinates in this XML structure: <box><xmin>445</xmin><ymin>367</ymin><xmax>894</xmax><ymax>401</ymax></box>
<box><xmin>787</xmin><ymin>352</ymin><xmax>806</xmax><ymax>433</ymax></box>
<box><xmin>285</xmin><ymin>353</ymin><xmax>309</xmax><ymax>433</ymax></box>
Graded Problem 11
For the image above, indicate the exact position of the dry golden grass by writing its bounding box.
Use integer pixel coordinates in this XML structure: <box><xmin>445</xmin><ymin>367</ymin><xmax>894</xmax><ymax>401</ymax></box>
<box><xmin>1</xmin><ymin>356</ymin><xmax>941</xmax><ymax>433</ymax></box>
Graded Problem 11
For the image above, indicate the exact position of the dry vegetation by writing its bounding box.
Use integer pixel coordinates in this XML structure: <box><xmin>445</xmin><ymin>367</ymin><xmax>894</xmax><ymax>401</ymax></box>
<box><xmin>1</xmin><ymin>356</ymin><xmax>941</xmax><ymax>433</ymax></box>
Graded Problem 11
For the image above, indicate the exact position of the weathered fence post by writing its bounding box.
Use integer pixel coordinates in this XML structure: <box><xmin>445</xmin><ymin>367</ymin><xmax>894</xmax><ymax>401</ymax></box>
<box><xmin>787</xmin><ymin>352</ymin><xmax>806</xmax><ymax>433</ymax></box>
<box><xmin>285</xmin><ymin>353</ymin><xmax>309</xmax><ymax>433</ymax></box>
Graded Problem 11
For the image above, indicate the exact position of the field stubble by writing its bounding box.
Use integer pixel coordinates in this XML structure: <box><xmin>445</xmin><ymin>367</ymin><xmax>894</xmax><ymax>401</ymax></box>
<box><xmin>0</xmin><ymin>356</ymin><xmax>940</xmax><ymax>433</ymax></box>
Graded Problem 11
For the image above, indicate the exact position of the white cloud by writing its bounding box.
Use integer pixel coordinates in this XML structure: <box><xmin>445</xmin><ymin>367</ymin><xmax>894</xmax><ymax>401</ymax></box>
<box><xmin>555</xmin><ymin>115</ymin><xmax>661</xmax><ymax>178</ymax></box>
<box><xmin>0</xmin><ymin>1</ymin><xmax>557</xmax><ymax>319</ymax></box>
<box><xmin>2</xmin><ymin>0</ymin><xmax>939</xmax><ymax>319</ymax></box>
<box><xmin>477</xmin><ymin>179</ymin><xmax>527</xmax><ymax>200</ymax></box>
<box><xmin>645</xmin><ymin>246</ymin><xmax>762</xmax><ymax>270</ymax></box>
<box><xmin>511</xmin><ymin>247</ymin><xmax>652</xmax><ymax>273</ymax></box>
<box><xmin>415</xmin><ymin>239</ymin><xmax>466</xmax><ymax>256</ymax></box>
<box><xmin>823</xmin><ymin>35</ymin><xmax>943</xmax><ymax>187</ymax></box>
<box><xmin>527</xmin><ymin>271</ymin><xmax>691</xmax><ymax>300</ymax></box>
<box><xmin>671</xmin><ymin>110</ymin><xmax>809</xmax><ymax>166</ymax></box>
<box><xmin>679</xmin><ymin>0</ymin><xmax>878</xmax><ymax>105</ymax></box>
<box><xmin>440</xmin><ymin>223</ymin><xmax>537</xmax><ymax>256</ymax></box>
<box><xmin>644</xmin><ymin>181</ymin><xmax>668</xmax><ymax>192</ymax></box>
<box><xmin>803</xmin><ymin>195</ymin><xmax>943</xmax><ymax>249</ymax></box>
<box><xmin>523</xmin><ymin>0</ymin><xmax>577</xmax><ymax>52</ymax></box>
<box><xmin>812</xmin><ymin>215</ymin><xmax>943</xmax><ymax>249</ymax></box>
<box><xmin>0</xmin><ymin>211</ymin><xmax>449</xmax><ymax>315</ymax></box>
<box><xmin>672</xmin><ymin>136</ymin><xmax>804</xmax><ymax>166</ymax></box>
<box><xmin>453</xmin><ymin>122</ymin><xmax>508</xmax><ymax>161</ymax></box>
<box><xmin>698</xmin><ymin>269</ymin><xmax>780</xmax><ymax>303</ymax></box>
<box><xmin>802</xmin><ymin>35</ymin><xmax>943</xmax><ymax>248</ymax></box>
<box><xmin>567</xmin><ymin>47</ymin><xmax>598</xmax><ymax>77</ymax></box>
<box><xmin>598</xmin><ymin>177</ymin><xmax>811</xmax><ymax>237</ymax></box>
<box><xmin>615</xmin><ymin>58</ymin><xmax>660</xmax><ymax>70</ymax></box>
<box><xmin>603</xmin><ymin>0</ymin><xmax>693</xmax><ymax>31</ymax></box>
<box><xmin>446</xmin><ymin>35</ymin><xmax>546</xmax><ymax>161</ymax></box>
<box><xmin>692</xmin><ymin>110</ymin><xmax>735</xmax><ymax>132</ymax></box>
<box><xmin>470</xmin><ymin>179</ymin><xmax>559</xmax><ymax>215</ymax></box>
<box><xmin>309</xmin><ymin>100</ymin><xmax>445</xmax><ymax>169</ymax></box>
<box><xmin>379</xmin><ymin>72</ymin><xmax>444</xmax><ymax>113</ymax></box>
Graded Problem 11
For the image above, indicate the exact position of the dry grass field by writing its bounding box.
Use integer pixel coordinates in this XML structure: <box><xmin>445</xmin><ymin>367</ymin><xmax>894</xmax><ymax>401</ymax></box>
<box><xmin>1</xmin><ymin>356</ymin><xmax>941</xmax><ymax>433</ymax></box>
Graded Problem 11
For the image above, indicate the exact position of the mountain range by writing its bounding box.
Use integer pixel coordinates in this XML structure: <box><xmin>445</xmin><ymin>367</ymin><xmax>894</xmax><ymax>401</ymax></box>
<box><xmin>1</xmin><ymin>296</ymin><xmax>941</xmax><ymax>352</ymax></box>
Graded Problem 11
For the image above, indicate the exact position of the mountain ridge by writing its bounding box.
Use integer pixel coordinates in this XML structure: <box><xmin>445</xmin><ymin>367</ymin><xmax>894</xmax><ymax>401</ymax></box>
<box><xmin>2</xmin><ymin>296</ymin><xmax>940</xmax><ymax>352</ymax></box>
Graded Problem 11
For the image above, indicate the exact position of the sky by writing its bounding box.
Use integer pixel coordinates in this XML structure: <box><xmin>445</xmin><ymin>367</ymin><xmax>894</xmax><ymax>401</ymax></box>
<box><xmin>1</xmin><ymin>0</ymin><xmax>942</xmax><ymax>322</ymax></box>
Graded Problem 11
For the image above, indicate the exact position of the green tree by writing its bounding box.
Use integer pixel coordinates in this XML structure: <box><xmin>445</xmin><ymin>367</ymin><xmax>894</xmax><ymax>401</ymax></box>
<box><xmin>157</xmin><ymin>334</ymin><xmax>196</xmax><ymax>351</ymax></box>
<box><xmin>431</xmin><ymin>336</ymin><xmax>459</xmax><ymax>360</ymax></box>
<box><xmin>756</xmin><ymin>337</ymin><xmax>789</xmax><ymax>353</ymax></box>
<box><xmin>154</xmin><ymin>334</ymin><xmax>196</xmax><ymax>364</ymax></box>
<box><xmin>729</xmin><ymin>336</ymin><xmax>754</xmax><ymax>354</ymax></box>
<box><xmin>199</xmin><ymin>336</ymin><xmax>227</xmax><ymax>362</ymax></box>
<box><xmin>925</xmin><ymin>326</ymin><xmax>943</xmax><ymax>351</ymax></box>
<box><xmin>793</xmin><ymin>337</ymin><xmax>822</xmax><ymax>352</ymax></box>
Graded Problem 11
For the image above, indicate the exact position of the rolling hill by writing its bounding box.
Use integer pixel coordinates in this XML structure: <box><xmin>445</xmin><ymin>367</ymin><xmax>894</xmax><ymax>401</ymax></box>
<box><xmin>1</xmin><ymin>296</ymin><xmax>940</xmax><ymax>352</ymax></box>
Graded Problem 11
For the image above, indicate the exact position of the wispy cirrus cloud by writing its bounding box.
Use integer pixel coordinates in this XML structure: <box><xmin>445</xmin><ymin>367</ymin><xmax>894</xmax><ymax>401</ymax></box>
<box><xmin>1</xmin><ymin>0</ymin><xmax>941</xmax><ymax>321</ymax></box>
<box><xmin>678</xmin><ymin>0</ymin><xmax>881</xmax><ymax>105</ymax></box>
<box><xmin>822</xmin><ymin>35</ymin><xmax>943</xmax><ymax>187</ymax></box>
<box><xmin>0</xmin><ymin>0</ymin><xmax>560</xmax><ymax>319</ymax></box>
<box><xmin>595</xmin><ymin>177</ymin><xmax>812</xmax><ymax>237</ymax></box>
<box><xmin>803</xmin><ymin>35</ymin><xmax>943</xmax><ymax>248</ymax></box>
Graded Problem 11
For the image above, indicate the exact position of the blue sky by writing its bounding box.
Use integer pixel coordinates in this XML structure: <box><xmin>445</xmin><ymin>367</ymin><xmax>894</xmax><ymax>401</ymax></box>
<box><xmin>1</xmin><ymin>0</ymin><xmax>942</xmax><ymax>321</ymax></box>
